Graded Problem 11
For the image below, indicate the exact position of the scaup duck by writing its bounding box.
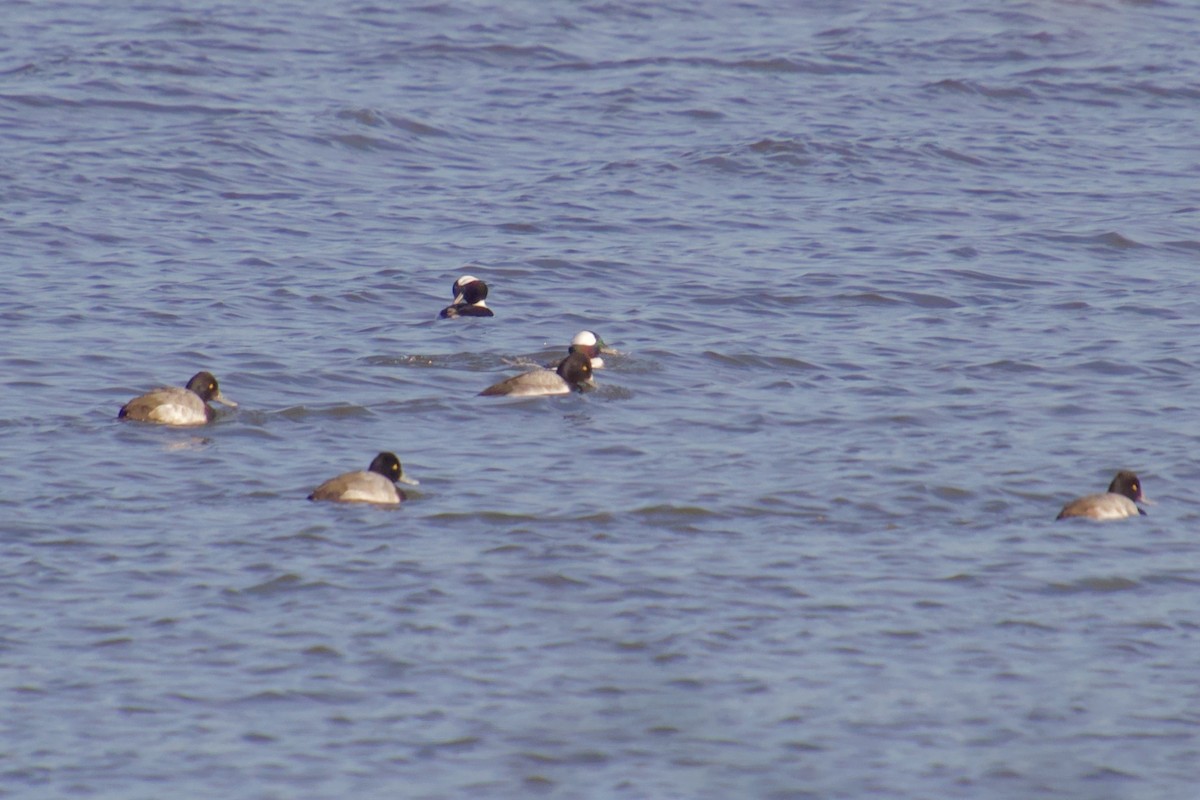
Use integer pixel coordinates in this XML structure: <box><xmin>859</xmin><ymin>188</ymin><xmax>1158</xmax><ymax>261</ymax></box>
<box><xmin>1056</xmin><ymin>470</ymin><xmax>1148</xmax><ymax>521</ymax></box>
<box><xmin>118</xmin><ymin>371</ymin><xmax>236</xmax><ymax>426</ymax></box>
<box><xmin>480</xmin><ymin>351</ymin><xmax>594</xmax><ymax>397</ymax></box>
<box><xmin>308</xmin><ymin>452</ymin><xmax>419</xmax><ymax>504</ymax></box>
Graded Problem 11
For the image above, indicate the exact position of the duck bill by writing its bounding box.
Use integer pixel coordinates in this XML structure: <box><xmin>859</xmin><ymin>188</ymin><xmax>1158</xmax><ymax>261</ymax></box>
<box><xmin>212</xmin><ymin>392</ymin><xmax>238</xmax><ymax>408</ymax></box>
<box><xmin>398</xmin><ymin>474</ymin><xmax>420</xmax><ymax>486</ymax></box>
<box><xmin>451</xmin><ymin>292</ymin><xmax>466</xmax><ymax>305</ymax></box>
<box><xmin>1138</xmin><ymin>496</ymin><xmax>1154</xmax><ymax>505</ymax></box>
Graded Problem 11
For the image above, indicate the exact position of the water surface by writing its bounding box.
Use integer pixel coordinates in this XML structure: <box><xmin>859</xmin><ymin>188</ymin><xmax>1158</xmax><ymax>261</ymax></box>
<box><xmin>3</xmin><ymin>1</ymin><xmax>1200</xmax><ymax>798</ymax></box>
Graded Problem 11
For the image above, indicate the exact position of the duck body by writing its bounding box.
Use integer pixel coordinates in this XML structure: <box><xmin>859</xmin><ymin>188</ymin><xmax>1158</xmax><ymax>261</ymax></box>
<box><xmin>480</xmin><ymin>351</ymin><xmax>594</xmax><ymax>398</ymax></box>
<box><xmin>309</xmin><ymin>471</ymin><xmax>403</xmax><ymax>504</ymax></box>
<box><xmin>309</xmin><ymin>452</ymin><xmax>419</xmax><ymax>505</ymax></box>
<box><xmin>1056</xmin><ymin>470</ymin><xmax>1148</xmax><ymax>521</ymax></box>
<box><xmin>118</xmin><ymin>371</ymin><xmax>236</xmax><ymax>426</ymax></box>
<box><xmin>439</xmin><ymin>275</ymin><xmax>493</xmax><ymax>319</ymax></box>
<box><xmin>441</xmin><ymin>304</ymin><xmax>494</xmax><ymax>319</ymax></box>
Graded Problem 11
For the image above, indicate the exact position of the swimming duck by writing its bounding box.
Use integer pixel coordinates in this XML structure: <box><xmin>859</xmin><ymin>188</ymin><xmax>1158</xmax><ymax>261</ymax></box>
<box><xmin>1056</xmin><ymin>470</ymin><xmax>1148</xmax><ymax>521</ymax></box>
<box><xmin>308</xmin><ymin>452</ymin><xmax>419</xmax><ymax>504</ymax></box>
<box><xmin>480</xmin><ymin>351</ymin><xmax>594</xmax><ymax>397</ymax></box>
<box><xmin>439</xmin><ymin>275</ymin><xmax>494</xmax><ymax>318</ymax></box>
<box><xmin>118</xmin><ymin>371</ymin><xmax>237</xmax><ymax>426</ymax></box>
<box><xmin>568</xmin><ymin>330</ymin><xmax>607</xmax><ymax>369</ymax></box>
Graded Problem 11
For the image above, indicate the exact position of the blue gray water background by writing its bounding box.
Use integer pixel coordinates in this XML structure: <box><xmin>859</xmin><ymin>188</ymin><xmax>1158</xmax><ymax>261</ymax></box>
<box><xmin>3</xmin><ymin>1</ymin><xmax>1200</xmax><ymax>797</ymax></box>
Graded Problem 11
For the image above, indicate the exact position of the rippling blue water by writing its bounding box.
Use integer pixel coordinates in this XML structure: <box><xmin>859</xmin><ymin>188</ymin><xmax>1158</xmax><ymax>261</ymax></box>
<box><xmin>4</xmin><ymin>1</ymin><xmax>1200</xmax><ymax>797</ymax></box>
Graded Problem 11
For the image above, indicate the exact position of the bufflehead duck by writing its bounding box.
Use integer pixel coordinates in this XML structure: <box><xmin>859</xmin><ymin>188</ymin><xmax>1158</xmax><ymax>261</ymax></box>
<box><xmin>1056</xmin><ymin>470</ymin><xmax>1148</xmax><ymax>521</ymax></box>
<box><xmin>439</xmin><ymin>275</ymin><xmax>494</xmax><ymax>319</ymax></box>
<box><xmin>480</xmin><ymin>351</ymin><xmax>594</xmax><ymax>397</ymax></box>
<box><xmin>118</xmin><ymin>371</ymin><xmax>237</xmax><ymax>426</ymax></box>
<box><xmin>308</xmin><ymin>452</ymin><xmax>419</xmax><ymax>504</ymax></box>
<box><xmin>568</xmin><ymin>330</ymin><xmax>607</xmax><ymax>369</ymax></box>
